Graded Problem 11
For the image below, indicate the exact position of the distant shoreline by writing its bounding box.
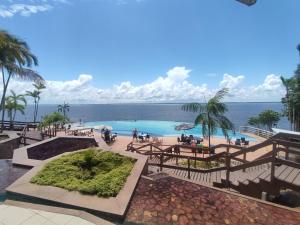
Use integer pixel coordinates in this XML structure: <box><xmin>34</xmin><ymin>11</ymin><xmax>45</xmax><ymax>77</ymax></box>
<box><xmin>35</xmin><ymin>102</ymin><xmax>282</xmax><ymax>106</ymax></box>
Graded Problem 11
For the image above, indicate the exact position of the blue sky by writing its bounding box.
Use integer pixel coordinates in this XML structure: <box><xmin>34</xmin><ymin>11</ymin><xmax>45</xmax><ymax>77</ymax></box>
<box><xmin>0</xmin><ymin>0</ymin><xmax>300</xmax><ymax>103</ymax></box>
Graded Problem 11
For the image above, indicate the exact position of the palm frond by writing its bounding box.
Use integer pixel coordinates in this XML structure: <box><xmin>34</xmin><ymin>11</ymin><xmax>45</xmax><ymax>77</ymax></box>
<box><xmin>211</xmin><ymin>88</ymin><xmax>229</xmax><ymax>103</ymax></box>
<box><xmin>181</xmin><ymin>103</ymin><xmax>204</xmax><ymax>113</ymax></box>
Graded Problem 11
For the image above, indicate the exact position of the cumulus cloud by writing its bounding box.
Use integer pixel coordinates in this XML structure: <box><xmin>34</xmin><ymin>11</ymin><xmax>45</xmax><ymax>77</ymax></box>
<box><xmin>0</xmin><ymin>0</ymin><xmax>68</xmax><ymax>18</ymax></box>
<box><xmin>219</xmin><ymin>74</ymin><xmax>244</xmax><ymax>89</ymax></box>
<box><xmin>0</xmin><ymin>67</ymin><xmax>285</xmax><ymax>103</ymax></box>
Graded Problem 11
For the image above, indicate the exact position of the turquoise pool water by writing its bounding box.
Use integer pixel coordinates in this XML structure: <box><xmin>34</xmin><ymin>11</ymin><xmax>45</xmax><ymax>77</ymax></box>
<box><xmin>84</xmin><ymin>120</ymin><xmax>255</xmax><ymax>141</ymax></box>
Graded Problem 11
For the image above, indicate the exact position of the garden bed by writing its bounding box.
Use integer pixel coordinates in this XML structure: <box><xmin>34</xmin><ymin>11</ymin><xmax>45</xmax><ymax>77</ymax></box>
<box><xmin>31</xmin><ymin>149</ymin><xmax>136</xmax><ymax>197</ymax></box>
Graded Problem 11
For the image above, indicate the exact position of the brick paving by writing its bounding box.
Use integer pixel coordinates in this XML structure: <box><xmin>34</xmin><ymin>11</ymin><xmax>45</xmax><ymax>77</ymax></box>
<box><xmin>125</xmin><ymin>176</ymin><xmax>300</xmax><ymax>225</ymax></box>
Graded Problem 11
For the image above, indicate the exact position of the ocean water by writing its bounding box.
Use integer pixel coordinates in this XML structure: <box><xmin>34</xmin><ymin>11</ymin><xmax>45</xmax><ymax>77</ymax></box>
<box><xmin>14</xmin><ymin>102</ymin><xmax>289</xmax><ymax>130</ymax></box>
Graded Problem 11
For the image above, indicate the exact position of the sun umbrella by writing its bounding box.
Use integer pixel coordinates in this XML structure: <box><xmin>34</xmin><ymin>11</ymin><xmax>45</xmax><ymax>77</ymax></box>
<box><xmin>175</xmin><ymin>123</ymin><xmax>195</xmax><ymax>131</ymax></box>
<box><xmin>94</xmin><ymin>125</ymin><xmax>113</xmax><ymax>131</ymax></box>
<box><xmin>69</xmin><ymin>126</ymin><xmax>93</xmax><ymax>131</ymax></box>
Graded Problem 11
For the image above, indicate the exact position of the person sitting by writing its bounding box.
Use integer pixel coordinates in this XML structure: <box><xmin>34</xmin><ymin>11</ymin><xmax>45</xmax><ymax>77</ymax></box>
<box><xmin>138</xmin><ymin>135</ymin><xmax>144</xmax><ymax>142</ymax></box>
<box><xmin>177</xmin><ymin>137</ymin><xmax>181</xmax><ymax>143</ymax></box>
<box><xmin>111</xmin><ymin>133</ymin><xmax>118</xmax><ymax>141</ymax></box>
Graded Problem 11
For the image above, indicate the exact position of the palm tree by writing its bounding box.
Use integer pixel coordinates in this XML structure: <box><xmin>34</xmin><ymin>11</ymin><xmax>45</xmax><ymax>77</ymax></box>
<box><xmin>5</xmin><ymin>91</ymin><xmax>27</xmax><ymax>129</ymax></box>
<box><xmin>7</xmin><ymin>90</ymin><xmax>27</xmax><ymax>122</ymax></box>
<box><xmin>57</xmin><ymin>102</ymin><xmax>70</xmax><ymax>119</ymax></box>
<box><xmin>26</xmin><ymin>82</ymin><xmax>46</xmax><ymax>123</ymax></box>
<box><xmin>280</xmin><ymin>76</ymin><xmax>296</xmax><ymax>130</ymax></box>
<box><xmin>182</xmin><ymin>88</ymin><xmax>234</xmax><ymax>147</ymax></box>
<box><xmin>0</xmin><ymin>30</ymin><xmax>44</xmax><ymax>132</ymax></box>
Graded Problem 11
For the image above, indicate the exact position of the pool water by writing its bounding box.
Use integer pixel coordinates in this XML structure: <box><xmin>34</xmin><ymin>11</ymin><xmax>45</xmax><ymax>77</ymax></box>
<box><xmin>84</xmin><ymin>120</ymin><xmax>255</xmax><ymax>141</ymax></box>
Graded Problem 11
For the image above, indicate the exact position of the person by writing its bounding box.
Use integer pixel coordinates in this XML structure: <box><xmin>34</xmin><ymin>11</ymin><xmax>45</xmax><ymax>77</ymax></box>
<box><xmin>132</xmin><ymin>128</ymin><xmax>138</xmax><ymax>141</ymax></box>
<box><xmin>146</xmin><ymin>133</ymin><xmax>150</xmax><ymax>142</ymax></box>
<box><xmin>104</xmin><ymin>129</ymin><xmax>111</xmax><ymax>143</ymax></box>
<box><xmin>181</xmin><ymin>133</ymin><xmax>185</xmax><ymax>142</ymax></box>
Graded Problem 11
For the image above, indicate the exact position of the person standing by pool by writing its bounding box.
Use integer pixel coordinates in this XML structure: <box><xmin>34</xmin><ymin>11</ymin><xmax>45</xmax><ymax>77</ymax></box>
<box><xmin>132</xmin><ymin>128</ymin><xmax>138</xmax><ymax>141</ymax></box>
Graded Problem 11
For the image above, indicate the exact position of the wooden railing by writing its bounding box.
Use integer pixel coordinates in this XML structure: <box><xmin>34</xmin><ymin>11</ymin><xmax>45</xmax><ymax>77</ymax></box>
<box><xmin>127</xmin><ymin>139</ymin><xmax>300</xmax><ymax>189</ymax></box>
<box><xmin>2</xmin><ymin>120</ymin><xmax>39</xmax><ymax>131</ymax></box>
<box><xmin>239</xmin><ymin>126</ymin><xmax>274</xmax><ymax>139</ymax></box>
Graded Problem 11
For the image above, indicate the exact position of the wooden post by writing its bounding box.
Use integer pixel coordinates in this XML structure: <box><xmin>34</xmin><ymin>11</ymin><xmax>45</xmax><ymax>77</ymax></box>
<box><xmin>160</xmin><ymin>153</ymin><xmax>163</xmax><ymax>171</ymax></box>
<box><xmin>150</xmin><ymin>144</ymin><xmax>153</xmax><ymax>160</ymax></box>
<box><xmin>270</xmin><ymin>142</ymin><xmax>277</xmax><ymax>183</ymax></box>
<box><xmin>194</xmin><ymin>150</ymin><xmax>197</xmax><ymax>168</ymax></box>
<box><xmin>285</xmin><ymin>147</ymin><xmax>289</xmax><ymax>160</ymax></box>
<box><xmin>225</xmin><ymin>153</ymin><xmax>231</xmax><ymax>188</ymax></box>
<box><xmin>188</xmin><ymin>157</ymin><xmax>191</xmax><ymax>179</ymax></box>
<box><xmin>243</xmin><ymin>149</ymin><xmax>246</xmax><ymax>172</ymax></box>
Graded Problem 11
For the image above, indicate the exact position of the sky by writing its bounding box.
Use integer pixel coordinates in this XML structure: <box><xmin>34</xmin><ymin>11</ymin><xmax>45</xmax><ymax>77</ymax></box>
<box><xmin>0</xmin><ymin>0</ymin><xmax>300</xmax><ymax>103</ymax></box>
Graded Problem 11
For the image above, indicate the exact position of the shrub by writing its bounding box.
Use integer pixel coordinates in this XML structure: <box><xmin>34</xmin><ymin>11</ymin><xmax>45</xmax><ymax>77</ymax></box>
<box><xmin>31</xmin><ymin>149</ymin><xmax>136</xmax><ymax>197</ymax></box>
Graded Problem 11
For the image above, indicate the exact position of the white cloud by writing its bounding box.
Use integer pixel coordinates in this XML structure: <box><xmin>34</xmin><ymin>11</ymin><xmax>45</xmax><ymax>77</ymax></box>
<box><xmin>0</xmin><ymin>0</ymin><xmax>68</xmax><ymax>18</ymax></box>
<box><xmin>0</xmin><ymin>67</ymin><xmax>286</xmax><ymax>103</ymax></box>
<box><xmin>219</xmin><ymin>73</ymin><xmax>244</xmax><ymax>89</ymax></box>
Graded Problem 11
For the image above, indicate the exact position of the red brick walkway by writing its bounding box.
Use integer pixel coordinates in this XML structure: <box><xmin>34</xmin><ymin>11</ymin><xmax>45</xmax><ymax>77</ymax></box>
<box><xmin>125</xmin><ymin>177</ymin><xmax>300</xmax><ymax>225</ymax></box>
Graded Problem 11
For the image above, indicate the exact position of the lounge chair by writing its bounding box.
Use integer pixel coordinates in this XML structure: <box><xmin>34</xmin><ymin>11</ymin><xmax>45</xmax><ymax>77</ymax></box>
<box><xmin>241</xmin><ymin>137</ymin><xmax>246</xmax><ymax>143</ymax></box>
<box><xmin>235</xmin><ymin>139</ymin><xmax>241</xmax><ymax>146</ymax></box>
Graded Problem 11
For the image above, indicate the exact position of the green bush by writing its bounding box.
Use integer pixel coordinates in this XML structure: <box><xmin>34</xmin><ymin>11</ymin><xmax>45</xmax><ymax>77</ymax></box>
<box><xmin>31</xmin><ymin>149</ymin><xmax>136</xmax><ymax>197</ymax></box>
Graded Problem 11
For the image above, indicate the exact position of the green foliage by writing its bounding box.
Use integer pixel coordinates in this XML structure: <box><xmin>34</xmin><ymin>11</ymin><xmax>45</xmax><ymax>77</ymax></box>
<box><xmin>0</xmin><ymin>30</ymin><xmax>44</xmax><ymax>132</ymax></box>
<box><xmin>26</xmin><ymin>82</ymin><xmax>46</xmax><ymax>123</ymax></box>
<box><xmin>30</xmin><ymin>149</ymin><xmax>136</xmax><ymax>198</ymax></box>
<box><xmin>180</xmin><ymin>160</ymin><xmax>220</xmax><ymax>169</ymax></box>
<box><xmin>281</xmin><ymin>45</ymin><xmax>300</xmax><ymax>131</ymax></box>
<box><xmin>40</xmin><ymin>112</ymin><xmax>69</xmax><ymax>127</ymax></box>
<box><xmin>181</xmin><ymin>88</ymin><xmax>234</xmax><ymax>146</ymax></box>
<box><xmin>259</xmin><ymin>110</ymin><xmax>281</xmax><ymax>131</ymax></box>
<box><xmin>248</xmin><ymin>116</ymin><xmax>260</xmax><ymax>127</ymax></box>
<box><xmin>248</xmin><ymin>110</ymin><xmax>281</xmax><ymax>131</ymax></box>
<box><xmin>57</xmin><ymin>102</ymin><xmax>70</xmax><ymax>120</ymax></box>
<box><xmin>5</xmin><ymin>90</ymin><xmax>27</xmax><ymax>125</ymax></box>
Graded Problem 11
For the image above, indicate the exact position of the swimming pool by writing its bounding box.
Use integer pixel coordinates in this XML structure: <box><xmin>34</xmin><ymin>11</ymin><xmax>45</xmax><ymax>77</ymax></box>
<box><xmin>84</xmin><ymin>120</ymin><xmax>255</xmax><ymax>141</ymax></box>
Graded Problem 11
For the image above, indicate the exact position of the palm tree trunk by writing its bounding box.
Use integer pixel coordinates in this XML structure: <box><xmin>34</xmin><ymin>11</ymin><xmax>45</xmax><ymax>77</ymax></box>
<box><xmin>0</xmin><ymin>72</ymin><xmax>12</xmax><ymax>133</ymax></box>
<box><xmin>33</xmin><ymin>99</ymin><xmax>37</xmax><ymax>123</ymax></box>
<box><xmin>35</xmin><ymin>99</ymin><xmax>40</xmax><ymax>123</ymax></box>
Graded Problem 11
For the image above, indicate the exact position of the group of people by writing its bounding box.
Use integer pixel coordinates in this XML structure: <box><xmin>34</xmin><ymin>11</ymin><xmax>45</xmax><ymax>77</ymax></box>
<box><xmin>132</xmin><ymin>128</ymin><xmax>150</xmax><ymax>142</ymax></box>
<box><xmin>102</xmin><ymin>129</ymin><xmax>118</xmax><ymax>143</ymax></box>
<box><xmin>178</xmin><ymin>134</ymin><xmax>203</xmax><ymax>145</ymax></box>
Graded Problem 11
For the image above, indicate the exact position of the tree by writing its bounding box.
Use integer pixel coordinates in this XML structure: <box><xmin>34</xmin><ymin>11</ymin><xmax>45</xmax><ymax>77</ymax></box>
<box><xmin>40</xmin><ymin>112</ymin><xmax>69</xmax><ymax>128</ymax></box>
<box><xmin>258</xmin><ymin>110</ymin><xmax>281</xmax><ymax>131</ymax></box>
<box><xmin>57</xmin><ymin>102</ymin><xmax>70</xmax><ymax>119</ymax></box>
<box><xmin>182</xmin><ymin>88</ymin><xmax>234</xmax><ymax>147</ymax></box>
<box><xmin>248</xmin><ymin>116</ymin><xmax>261</xmax><ymax>127</ymax></box>
<box><xmin>5</xmin><ymin>90</ymin><xmax>27</xmax><ymax>128</ymax></box>
<box><xmin>280</xmin><ymin>45</ymin><xmax>300</xmax><ymax>131</ymax></box>
<box><xmin>26</xmin><ymin>82</ymin><xmax>46</xmax><ymax>123</ymax></box>
<box><xmin>0</xmin><ymin>30</ymin><xmax>44</xmax><ymax>132</ymax></box>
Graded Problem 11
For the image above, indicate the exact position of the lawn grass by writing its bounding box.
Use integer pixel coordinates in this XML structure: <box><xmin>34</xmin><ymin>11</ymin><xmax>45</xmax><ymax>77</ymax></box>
<box><xmin>30</xmin><ymin>149</ymin><xmax>136</xmax><ymax>198</ymax></box>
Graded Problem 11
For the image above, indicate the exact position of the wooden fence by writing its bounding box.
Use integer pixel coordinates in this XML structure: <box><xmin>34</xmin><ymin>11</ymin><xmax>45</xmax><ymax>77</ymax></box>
<box><xmin>126</xmin><ymin>139</ymin><xmax>300</xmax><ymax>189</ymax></box>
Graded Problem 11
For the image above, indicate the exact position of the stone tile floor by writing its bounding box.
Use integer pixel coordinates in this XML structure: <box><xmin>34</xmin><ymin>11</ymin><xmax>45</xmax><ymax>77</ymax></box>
<box><xmin>0</xmin><ymin>160</ymin><xmax>29</xmax><ymax>194</ymax></box>
<box><xmin>0</xmin><ymin>205</ymin><xmax>95</xmax><ymax>225</ymax></box>
<box><xmin>124</xmin><ymin>177</ymin><xmax>300</xmax><ymax>225</ymax></box>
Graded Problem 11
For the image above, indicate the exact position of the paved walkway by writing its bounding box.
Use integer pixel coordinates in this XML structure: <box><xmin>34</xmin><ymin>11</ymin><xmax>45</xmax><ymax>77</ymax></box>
<box><xmin>0</xmin><ymin>205</ymin><xmax>95</xmax><ymax>225</ymax></box>
<box><xmin>125</xmin><ymin>176</ymin><xmax>300</xmax><ymax>225</ymax></box>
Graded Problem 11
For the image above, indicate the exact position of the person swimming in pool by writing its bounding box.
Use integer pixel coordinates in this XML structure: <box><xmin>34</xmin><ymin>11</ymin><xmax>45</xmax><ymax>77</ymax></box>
<box><xmin>132</xmin><ymin>128</ymin><xmax>138</xmax><ymax>141</ymax></box>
